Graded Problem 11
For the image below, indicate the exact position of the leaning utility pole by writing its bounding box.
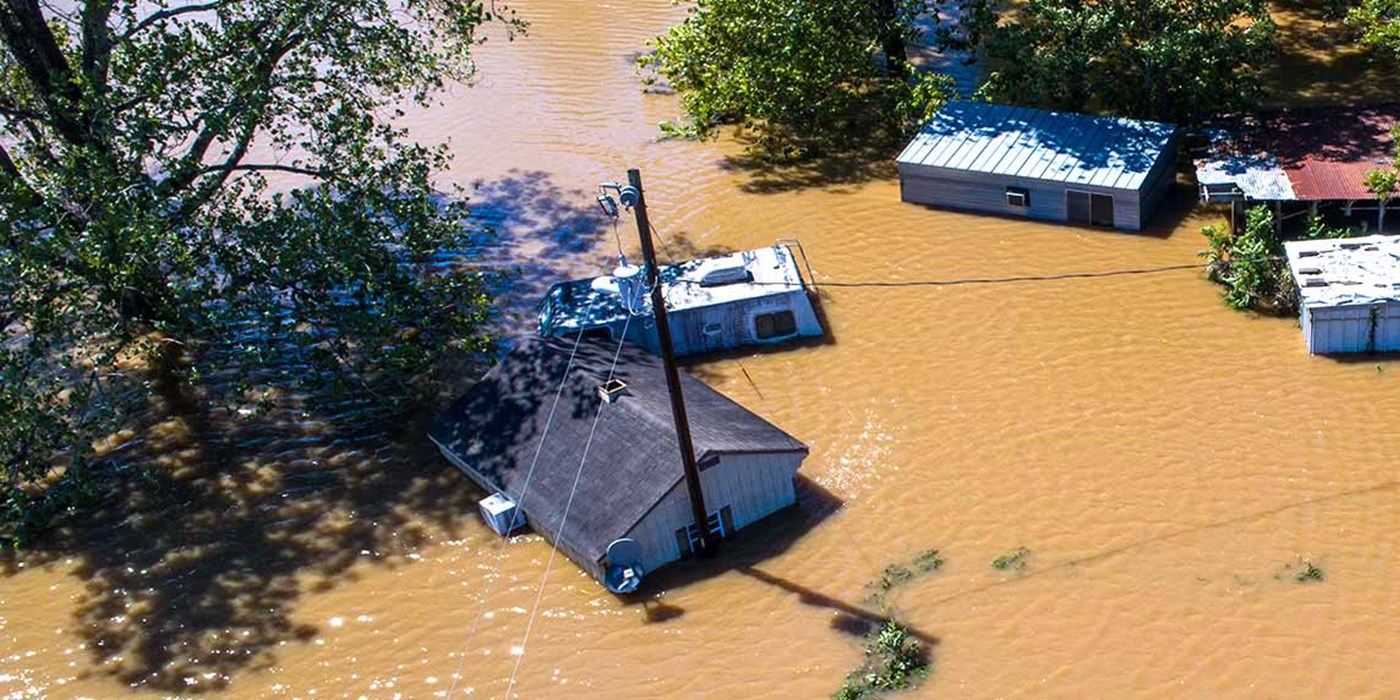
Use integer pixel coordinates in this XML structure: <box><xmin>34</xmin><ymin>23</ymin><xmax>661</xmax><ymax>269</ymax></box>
<box><xmin>625</xmin><ymin>168</ymin><xmax>714</xmax><ymax>557</ymax></box>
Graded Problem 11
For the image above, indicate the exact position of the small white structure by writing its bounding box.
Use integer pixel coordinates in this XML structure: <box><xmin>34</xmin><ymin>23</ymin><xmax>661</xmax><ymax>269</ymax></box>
<box><xmin>1285</xmin><ymin>235</ymin><xmax>1400</xmax><ymax>354</ymax></box>
<box><xmin>538</xmin><ymin>243</ymin><xmax>823</xmax><ymax>356</ymax></box>
<box><xmin>477</xmin><ymin>493</ymin><xmax>525</xmax><ymax>535</ymax></box>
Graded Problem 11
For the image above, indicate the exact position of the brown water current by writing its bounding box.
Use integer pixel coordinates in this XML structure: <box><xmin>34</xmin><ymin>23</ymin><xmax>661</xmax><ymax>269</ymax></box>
<box><xmin>5</xmin><ymin>1</ymin><xmax>1400</xmax><ymax>698</ymax></box>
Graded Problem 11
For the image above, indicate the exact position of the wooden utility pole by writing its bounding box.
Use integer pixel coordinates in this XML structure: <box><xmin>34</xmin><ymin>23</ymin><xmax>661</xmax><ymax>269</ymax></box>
<box><xmin>626</xmin><ymin>168</ymin><xmax>714</xmax><ymax>557</ymax></box>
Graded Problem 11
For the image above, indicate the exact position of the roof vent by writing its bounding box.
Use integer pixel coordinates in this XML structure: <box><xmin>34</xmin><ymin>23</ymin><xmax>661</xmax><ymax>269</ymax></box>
<box><xmin>1297</xmin><ymin>250</ymin><xmax>1321</xmax><ymax>258</ymax></box>
<box><xmin>1298</xmin><ymin>266</ymin><xmax>1323</xmax><ymax>275</ymax></box>
<box><xmin>699</xmin><ymin>264</ymin><xmax>752</xmax><ymax>287</ymax></box>
<box><xmin>598</xmin><ymin>378</ymin><xmax>628</xmax><ymax>403</ymax></box>
<box><xmin>1304</xmin><ymin>278</ymin><xmax>1330</xmax><ymax>287</ymax></box>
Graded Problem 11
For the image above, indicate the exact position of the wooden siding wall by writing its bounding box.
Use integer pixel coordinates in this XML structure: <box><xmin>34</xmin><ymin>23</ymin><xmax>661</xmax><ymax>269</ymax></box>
<box><xmin>626</xmin><ymin>292</ymin><xmax>822</xmax><ymax>357</ymax></box>
<box><xmin>1306</xmin><ymin>303</ymin><xmax>1400</xmax><ymax>354</ymax></box>
<box><xmin>622</xmin><ymin>452</ymin><xmax>803</xmax><ymax>575</ymax></box>
<box><xmin>898</xmin><ymin>163</ymin><xmax>1154</xmax><ymax>231</ymax></box>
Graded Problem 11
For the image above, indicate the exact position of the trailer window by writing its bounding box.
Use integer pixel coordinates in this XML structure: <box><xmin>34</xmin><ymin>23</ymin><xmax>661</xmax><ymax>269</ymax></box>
<box><xmin>754</xmin><ymin>310</ymin><xmax>797</xmax><ymax>340</ymax></box>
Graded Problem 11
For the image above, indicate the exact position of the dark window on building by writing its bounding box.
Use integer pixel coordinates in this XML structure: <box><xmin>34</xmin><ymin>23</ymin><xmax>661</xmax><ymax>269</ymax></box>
<box><xmin>1006</xmin><ymin>186</ymin><xmax>1030</xmax><ymax>207</ymax></box>
<box><xmin>754</xmin><ymin>310</ymin><xmax>797</xmax><ymax>340</ymax></box>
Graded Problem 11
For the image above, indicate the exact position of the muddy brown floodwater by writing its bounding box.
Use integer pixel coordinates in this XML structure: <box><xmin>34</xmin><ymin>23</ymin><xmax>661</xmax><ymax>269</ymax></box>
<box><xmin>5</xmin><ymin>1</ymin><xmax>1400</xmax><ymax>698</ymax></box>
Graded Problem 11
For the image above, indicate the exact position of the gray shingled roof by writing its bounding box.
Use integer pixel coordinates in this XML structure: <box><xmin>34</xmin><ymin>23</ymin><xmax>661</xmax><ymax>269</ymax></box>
<box><xmin>429</xmin><ymin>336</ymin><xmax>807</xmax><ymax>564</ymax></box>
<box><xmin>897</xmin><ymin>100</ymin><xmax>1177</xmax><ymax>190</ymax></box>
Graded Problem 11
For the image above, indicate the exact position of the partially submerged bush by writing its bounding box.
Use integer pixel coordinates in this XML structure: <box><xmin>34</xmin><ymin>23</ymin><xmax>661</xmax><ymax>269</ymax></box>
<box><xmin>834</xmin><ymin>620</ymin><xmax>931</xmax><ymax>700</ymax></box>
<box><xmin>1200</xmin><ymin>206</ymin><xmax>1361</xmax><ymax>314</ymax></box>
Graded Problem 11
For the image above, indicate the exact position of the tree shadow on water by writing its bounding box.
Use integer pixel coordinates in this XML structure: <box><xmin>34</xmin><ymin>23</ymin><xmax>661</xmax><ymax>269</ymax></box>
<box><xmin>718</xmin><ymin>132</ymin><xmax>902</xmax><ymax>196</ymax></box>
<box><xmin>0</xmin><ymin>356</ymin><xmax>485</xmax><ymax>693</ymax></box>
<box><xmin>462</xmin><ymin>170</ymin><xmax>614</xmax><ymax>333</ymax></box>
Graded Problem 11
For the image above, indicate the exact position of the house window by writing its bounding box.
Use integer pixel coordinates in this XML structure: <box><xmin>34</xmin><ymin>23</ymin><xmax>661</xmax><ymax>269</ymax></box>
<box><xmin>1006</xmin><ymin>186</ymin><xmax>1030</xmax><ymax>207</ymax></box>
<box><xmin>754</xmin><ymin>310</ymin><xmax>797</xmax><ymax>340</ymax></box>
<box><xmin>674</xmin><ymin>506</ymin><xmax>732</xmax><ymax>557</ymax></box>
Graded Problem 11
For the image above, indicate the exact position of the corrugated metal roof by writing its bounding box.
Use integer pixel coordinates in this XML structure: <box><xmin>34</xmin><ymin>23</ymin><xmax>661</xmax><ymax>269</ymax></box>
<box><xmin>1285</xmin><ymin>235</ymin><xmax>1400</xmax><ymax>308</ymax></box>
<box><xmin>898</xmin><ymin>101</ymin><xmax>1177</xmax><ymax>190</ymax></box>
<box><xmin>1195</xmin><ymin>104</ymin><xmax>1400</xmax><ymax>202</ymax></box>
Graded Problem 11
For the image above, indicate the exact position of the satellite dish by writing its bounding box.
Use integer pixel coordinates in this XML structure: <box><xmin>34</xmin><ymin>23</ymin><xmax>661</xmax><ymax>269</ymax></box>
<box><xmin>606</xmin><ymin>538</ymin><xmax>642</xmax><ymax>567</ymax></box>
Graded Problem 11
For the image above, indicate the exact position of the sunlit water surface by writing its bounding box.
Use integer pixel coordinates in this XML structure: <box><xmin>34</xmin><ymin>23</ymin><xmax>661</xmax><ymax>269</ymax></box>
<box><xmin>4</xmin><ymin>2</ymin><xmax>1400</xmax><ymax>698</ymax></box>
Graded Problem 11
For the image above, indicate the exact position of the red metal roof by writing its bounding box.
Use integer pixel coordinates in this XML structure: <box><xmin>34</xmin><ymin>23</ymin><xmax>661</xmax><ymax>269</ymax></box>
<box><xmin>1208</xmin><ymin>103</ymin><xmax>1400</xmax><ymax>201</ymax></box>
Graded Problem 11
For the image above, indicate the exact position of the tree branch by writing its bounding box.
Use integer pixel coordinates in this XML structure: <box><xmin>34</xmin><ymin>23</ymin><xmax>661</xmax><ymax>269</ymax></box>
<box><xmin>0</xmin><ymin>0</ymin><xmax>87</xmax><ymax>146</ymax></box>
<box><xmin>162</xmin><ymin>30</ymin><xmax>304</xmax><ymax>195</ymax></box>
<box><xmin>115</xmin><ymin>0</ymin><xmax>232</xmax><ymax>43</ymax></box>
<box><xmin>194</xmin><ymin>163</ymin><xmax>329</xmax><ymax>178</ymax></box>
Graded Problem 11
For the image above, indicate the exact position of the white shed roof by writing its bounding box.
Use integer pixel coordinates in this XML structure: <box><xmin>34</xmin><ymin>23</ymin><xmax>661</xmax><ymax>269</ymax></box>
<box><xmin>1285</xmin><ymin>235</ymin><xmax>1400</xmax><ymax>308</ymax></box>
<box><xmin>897</xmin><ymin>101</ymin><xmax>1177</xmax><ymax>191</ymax></box>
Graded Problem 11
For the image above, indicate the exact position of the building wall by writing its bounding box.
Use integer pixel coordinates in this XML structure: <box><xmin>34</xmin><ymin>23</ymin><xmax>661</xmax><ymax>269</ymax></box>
<box><xmin>624</xmin><ymin>292</ymin><xmax>823</xmax><ymax>357</ymax></box>
<box><xmin>897</xmin><ymin>164</ymin><xmax>1149</xmax><ymax>231</ymax></box>
<box><xmin>1137</xmin><ymin>142</ymin><xmax>1178</xmax><ymax>229</ymax></box>
<box><xmin>621</xmin><ymin>451</ymin><xmax>804</xmax><ymax>575</ymax></box>
<box><xmin>1306</xmin><ymin>303</ymin><xmax>1400</xmax><ymax>354</ymax></box>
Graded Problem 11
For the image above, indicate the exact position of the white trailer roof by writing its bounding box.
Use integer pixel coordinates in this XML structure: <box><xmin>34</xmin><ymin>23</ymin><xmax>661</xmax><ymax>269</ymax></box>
<box><xmin>897</xmin><ymin>101</ymin><xmax>1177</xmax><ymax>191</ymax></box>
<box><xmin>1285</xmin><ymin>235</ymin><xmax>1400</xmax><ymax>308</ymax></box>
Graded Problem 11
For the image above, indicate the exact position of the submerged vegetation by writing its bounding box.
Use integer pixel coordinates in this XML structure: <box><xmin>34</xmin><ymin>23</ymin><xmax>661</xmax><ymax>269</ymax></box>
<box><xmin>835</xmin><ymin>619</ymin><xmax>932</xmax><ymax>700</ymax></box>
<box><xmin>841</xmin><ymin>550</ymin><xmax>941</xmax><ymax>699</ymax></box>
<box><xmin>864</xmin><ymin>548</ymin><xmax>944</xmax><ymax>607</ymax></box>
<box><xmin>1200</xmin><ymin>207</ymin><xmax>1362</xmax><ymax>314</ymax></box>
<box><xmin>992</xmin><ymin>546</ymin><xmax>1031</xmax><ymax>571</ymax></box>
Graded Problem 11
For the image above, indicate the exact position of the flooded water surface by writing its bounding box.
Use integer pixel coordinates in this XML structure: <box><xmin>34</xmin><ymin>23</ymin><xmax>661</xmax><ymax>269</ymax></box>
<box><xmin>5</xmin><ymin>1</ymin><xmax>1400</xmax><ymax>698</ymax></box>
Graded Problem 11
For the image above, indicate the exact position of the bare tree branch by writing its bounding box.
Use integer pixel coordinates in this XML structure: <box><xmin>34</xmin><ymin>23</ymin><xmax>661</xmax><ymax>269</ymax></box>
<box><xmin>194</xmin><ymin>163</ymin><xmax>329</xmax><ymax>178</ymax></box>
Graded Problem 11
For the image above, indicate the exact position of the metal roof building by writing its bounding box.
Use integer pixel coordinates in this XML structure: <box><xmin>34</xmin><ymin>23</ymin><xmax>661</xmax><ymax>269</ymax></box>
<box><xmin>1285</xmin><ymin>235</ymin><xmax>1400</xmax><ymax>354</ymax></box>
<box><xmin>429</xmin><ymin>337</ymin><xmax>808</xmax><ymax>588</ymax></box>
<box><xmin>1195</xmin><ymin>104</ymin><xmax>1400</xmax><ymax>203</ymax></box>
<box><xmin>897</xmin><ymin>101</ymin><xmax>1178</xmax><ymax>231</ymax></box>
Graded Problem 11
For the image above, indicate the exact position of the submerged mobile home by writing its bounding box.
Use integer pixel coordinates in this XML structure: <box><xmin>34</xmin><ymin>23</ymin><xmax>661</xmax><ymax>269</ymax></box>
<box><xmin>1285</xmin><ymin>235</ymin><xmax>1400</xmax><ymax>354</ymax></box>
<box><xmin>429</xmin><ymin>337</ymin><xmax>809</xmax><ymax>590</ymax></box>
<box><xmin>538</xmin><ymin>243</ymin><xmax>823</xmax><ymax>356</ymax></box>
<box><xmin>897</xmin><ymin>101</ymin><xmax>1178</xmax><ymax>231</ymax></box>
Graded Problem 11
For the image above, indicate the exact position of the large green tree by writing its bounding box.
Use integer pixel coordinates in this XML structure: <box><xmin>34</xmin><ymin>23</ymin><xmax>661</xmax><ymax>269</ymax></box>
<box><xmin>0</xmin><ymin>0</ymin><xmax>515</xmax><ymax>539</ymax></box>
<box><xmin>956</xmin><ymin>0</ymin><xmax>1277</xmax><ymax>124</ymax></box>
<box><xmin>1347</xmin><ymin>0</ymin><xmax>1400</xmax><ymax>58</ymax></box>
<box><xmin>640</xmin><ymin>0</ymin><xmax>952</xmax><ymax>156</ymax></box>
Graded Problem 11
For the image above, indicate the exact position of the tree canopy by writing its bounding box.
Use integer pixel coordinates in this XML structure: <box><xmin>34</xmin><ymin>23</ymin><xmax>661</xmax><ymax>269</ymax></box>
<box><xmin>1</xmin><ymin>0</ymin><xmax>516</xmax><ymax>539</ymax></box>
<box><xmin>640</xmin><ymin>0</ymin><xmax>952</xmax><ymax>157</ymax></box>
<box><xmin>956</xmin><ymin>0</ymin><xmax>1277</xmax><ymax>124</ymax></box>
<box><xmin>1347</xmin><ymin>0</ymin><xmax>1400</xmax><ymax>60</ymax></box>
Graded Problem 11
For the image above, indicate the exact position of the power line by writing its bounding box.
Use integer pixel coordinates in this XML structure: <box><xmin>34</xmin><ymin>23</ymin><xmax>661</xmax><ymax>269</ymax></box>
<box><xmin>504</xmin><ymin>312</ymin><xmax>635</xmax><ymax>697</ymax></box>
<box><xmin>442</xmin><ymin>298</ymin><xmax>598</xmax><ymax>700</ymax></box>
<box><xmin>668</xmin><ymin>255</ymin><xmax>1284</xmax><ymax>290</ymax></box>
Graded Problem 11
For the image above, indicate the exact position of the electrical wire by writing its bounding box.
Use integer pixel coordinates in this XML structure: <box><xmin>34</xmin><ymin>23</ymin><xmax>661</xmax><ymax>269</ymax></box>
<box><xmin>649</xmin><ymin>222</ymin><xmax>679</xmax><ymax>264</ymax></box>
<box><xmin>667</xmin><ymin>255</ymin><xmax>1285</xmax><ymax>289</ymax></box>
<box><xmin>442</xmin><ymin>297</ymin><xmax>598</xmax><ymax>700</ymax></box>
<box><xmin>504</xmin><ymin>312</ymin><xmax>635</xmax><ymax>697</ymax></box>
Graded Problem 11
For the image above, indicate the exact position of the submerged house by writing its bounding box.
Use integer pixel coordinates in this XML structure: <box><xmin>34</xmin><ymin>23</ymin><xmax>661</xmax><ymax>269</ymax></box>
<box><xmin>429</xmin><ymin>336</ymin><xmax>809</xmax><ymax>590</ymax></box>
<box><xmin>1194</xmin><ymin>104</ymin><xmax>1400</xmax><ymax>231</ymax></box>
<box><xmin>537</xmin><ymin>243</ymin><xmax>823</xmax><ymax>357</ymax></box>
<box><xmin>1284</xmin><ymin>235</ymin><xmax>1400</xmax><ymax>355</ymax></box>
<box><xmin>897</xmin><ymin>101</ymin><xmax>1178</xmax><ymax>231</ymax></box>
